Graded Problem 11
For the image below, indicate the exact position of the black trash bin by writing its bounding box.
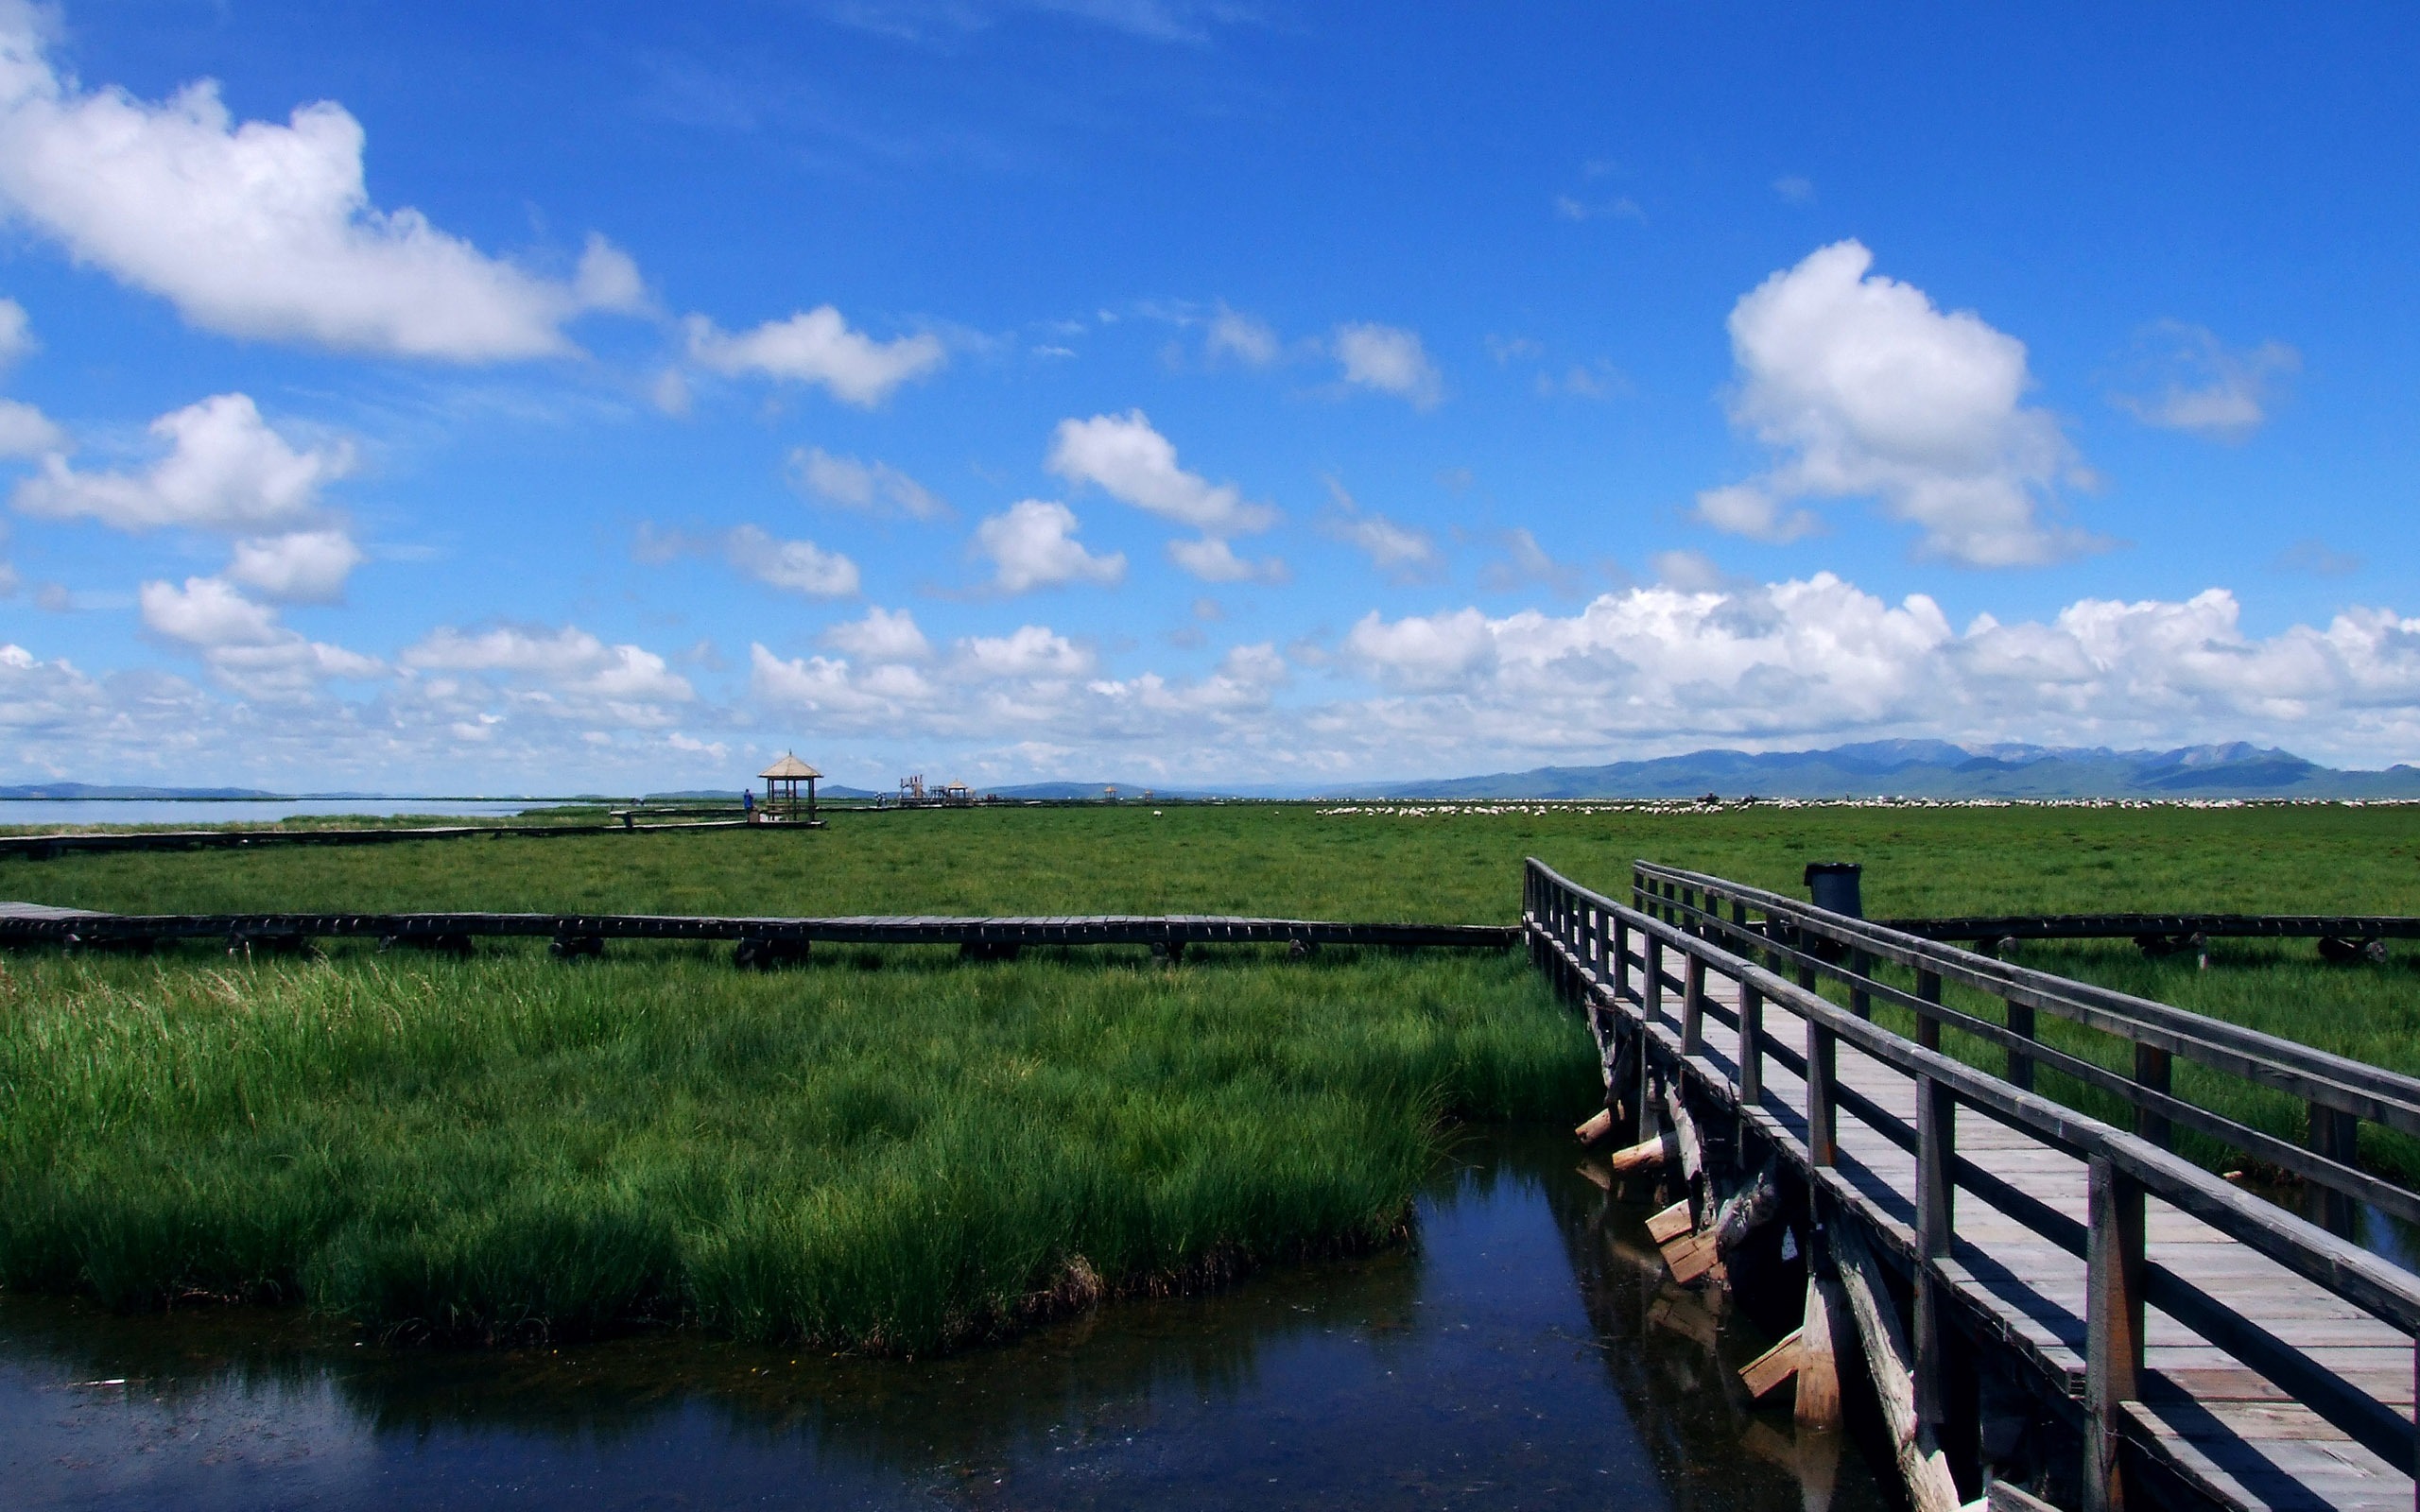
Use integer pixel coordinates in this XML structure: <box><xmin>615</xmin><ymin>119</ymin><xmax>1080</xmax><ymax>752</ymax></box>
<box><xmin>1804</xmin><ymin>861</ymin><xmax>1863</xmax><ymax>919</ymax></box>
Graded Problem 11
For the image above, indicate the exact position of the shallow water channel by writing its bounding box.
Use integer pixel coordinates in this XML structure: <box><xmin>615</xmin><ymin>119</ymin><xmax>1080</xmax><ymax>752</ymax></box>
<box><xmin>2</xmin><ymin>1129</ymin><xmax>1886</xmax><ymax>1511</ymax></box>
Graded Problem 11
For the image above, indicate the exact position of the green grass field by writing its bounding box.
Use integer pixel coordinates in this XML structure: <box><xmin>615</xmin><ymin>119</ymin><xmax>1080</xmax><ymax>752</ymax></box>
<box><xmin>1</xmin><ymin>799</ymin><xmax>2414</xmax><ymax>1345</ymax></box>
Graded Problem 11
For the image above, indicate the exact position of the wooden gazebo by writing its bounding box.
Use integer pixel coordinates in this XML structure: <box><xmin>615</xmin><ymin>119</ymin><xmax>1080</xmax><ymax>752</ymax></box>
<box><xmin>758</xmin><ymin>752</ymin><xmax>821</xmax><ymax>823</ymax></box>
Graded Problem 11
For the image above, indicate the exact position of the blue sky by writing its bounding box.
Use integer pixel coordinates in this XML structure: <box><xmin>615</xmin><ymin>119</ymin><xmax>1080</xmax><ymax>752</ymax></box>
<box><xmin>1</xmin><ymin>1</ymin><xmax>2416</xmax><ymax>792</ymax></box>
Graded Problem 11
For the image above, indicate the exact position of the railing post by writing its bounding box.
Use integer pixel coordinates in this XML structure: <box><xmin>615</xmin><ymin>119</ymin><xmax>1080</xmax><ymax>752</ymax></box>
<box><xmin>1915</xmin><ymin>1072</ymin><xmax>1957</xmax><ymax>1428</ymax></box>
<box><xmin>2308</xmin><ymin>1103</ymin><xmax>2360</xmax><ymax>1238</ymax></box>
<box><xmin>2085</xmin><ymin>1155</ymin><xmax>2145</xmax><ymax>1512</ymax></box>
<box><xmin>2006</xmin><ymin>998</ymin><xmax>2036</xmax><ymax>1091</ymax></box>
<box><xmin>1683</xmin><ymin>955</ymin><xmax>1705</xmax><ymax>1057</ymax></box>
<box><xmin>1806</xmin><ymin>1000</ymin><xmax>1837</xmax><ymax>1168</ymax></box>
<box><xmin>1613</xmin><ymin>916</ymin><xmax>1631</xmax><ymax>1003</ymax></box>
<box><xmin>1738</xmin><ymin>982</ymin><xmax>1763</xmax><ymax>1107</ymax></box>
<box><xmin>2133</xmin><ymin>1043</ymin><xmax>2171</xmax><ymax>1152</ymax></box>
<box><xmin>1681</xmin><ymin>885</ymin><xmax>1698</xmax><ymax>934</ymax></box>
<box><xmin>1646</xmin><ymin>936</ymin><xmax>1665</xmax><ymax>1026</ymax></box>
<box><xmin>1916</xmin><ymin>968</ymin><xmax>1943</xmax><ymax>1052</ymax></box>
<box><xmin>1848</xmin><ymin>947</ymin><xmax>1873</xmax><ymax>1020</ymax></box>
<box><xmin>1661</xmin><ymin>880</ymin><xmax>1677</xmax><ymax>924</ymax></box>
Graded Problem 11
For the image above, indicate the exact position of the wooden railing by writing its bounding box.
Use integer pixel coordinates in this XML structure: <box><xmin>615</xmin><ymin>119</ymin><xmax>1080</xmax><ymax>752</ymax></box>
<box><xmin>1632</xmin><ymin>859</ymin><xmax>2420</xmax><ymax>1242</ymax></box>
<box><xmin>0</xmin><ymin>904</ymin><xmax>1515</xmax><ymax>958</ymax></box>
<box><xmin>1524</xmin><ymin>857</ymin><xmax>2420</xmax><ymax>1506</ymax></box>
<box><xmin>1879</xmin><ymin>910</ymin><xmax>2420</xmax><ymax>947</ymax></box>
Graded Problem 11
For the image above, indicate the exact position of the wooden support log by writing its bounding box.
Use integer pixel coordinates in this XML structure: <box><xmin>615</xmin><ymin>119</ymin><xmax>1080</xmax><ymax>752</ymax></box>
<box><xmin>1574</xmin><ymin>1108</ymin><xmax>1616</xmax><ymax>1147</ymax></box>
<box><xmin>1663</xmin><ymin>1080</ymin><xmax>1707</xmax><ymax>1186</ymax></box>
<box><xmin>1829</xmin><ymin>1223</ymin><xmax>1962</xmax><ymax>1512</ymax></box>
<box><xmin>1796</xmin><ymin>1270</ymin><xmax>1845</xmax><ymax>1432</ymax></box>
<box><xmin>1740</xmin><ymin>1325</ymin><xmax>1805</xmax><ymax>1400</ymax></box>
<box><xmin>1646</xmin><ymin>1198</ymin><xmax>1695</xmax><ymax>1245</ymax></box>
<box><xmin>1606</xmin><ymin>1132</ymin><xmax>1673</xmax><ymax>1175</ymax></box>
<box><xmin>1661</xmin><ymin>1223</ymin><xmax>1724</xmax><ymax>1285</ymax></box>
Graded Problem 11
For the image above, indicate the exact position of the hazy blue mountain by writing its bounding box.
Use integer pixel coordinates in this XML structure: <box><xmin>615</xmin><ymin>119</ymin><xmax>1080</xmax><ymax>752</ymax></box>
<box><xmin>1342</xmin><ymin>742</ymin><xmax>2420</xmax><ymax>800</ymax></box>
<box><xmin>0</xmin><ymin>782</ymin><xmax>286</xmax><ymax>799</ymax></box>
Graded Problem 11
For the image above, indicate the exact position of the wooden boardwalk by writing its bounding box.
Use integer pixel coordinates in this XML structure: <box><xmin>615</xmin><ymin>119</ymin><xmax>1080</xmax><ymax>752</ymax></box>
<box><xmin>1690</xmin><ymin>966</ymin><xmax>2408</xmax><ymax>1509</ymax></box>
<box><xmin>0</xmin><ymin>816</ymin><xmax>755</xmax><ymax>860</ymax></box>
<box><xmin>0</xmin><ymin>902</ymin><xmax>1516</xmax><ymax>956</ymax></box>
<box><xmin>1531</xmin><ymin>861</ymin><xmax>2420</xmax><ymax>1512</ymax></box>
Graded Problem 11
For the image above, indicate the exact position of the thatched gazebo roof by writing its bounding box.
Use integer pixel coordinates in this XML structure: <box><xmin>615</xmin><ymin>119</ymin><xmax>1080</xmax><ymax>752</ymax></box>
<box><xmin>759</xmin><ymin>753</ymin><xmax>821</xmax><ymax>781</ymax></box>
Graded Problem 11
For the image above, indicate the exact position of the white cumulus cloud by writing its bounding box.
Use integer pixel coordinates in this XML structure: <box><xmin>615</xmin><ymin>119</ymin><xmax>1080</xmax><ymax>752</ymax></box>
<box><xmin>0</xmin><ymin>10</ymin><xmax>635</xmax><ymax>359</ymax></box>
<box><xmin>140</xmin><ymin>574</ymin><xmax>282</xmax><ymax>647</ymax></box>
<box><xmin>2110</xmin><ymin>321</ymin><xmax>2299</xmax><ymax>441</ymax></box>
<box><xmin>686</xmin><ymin>307</ymin><xmax>946</xmax><ymax>406</ymax></box>
<box><xmin>0</xmin><ymin>396</ymin><xmax>59</xmax><ymax>455</ymax></box>
<box><xmin>225</xmin><ymin>528</ymin><xmax>362</xmax><ymax>603</ymax></box>
<box><xmin>1167</xmin><ymin>535</ymin><xmax>1285</xmax><ymax>583</ymax></box>
<box><xmin>403</xmin><ymin>623</ymin><xmax>694</xmax><ymax>721</ymax></box>
<box><xmin>1700</xmin><ymin>240</ymin><xmax>2095</xmax><ymax>567</ymax></box>
<box><xmin>1321</xmin><ymin>477</ymin><xmax>1439</xmax><ymax>583</ymax></box>
<box><xmin>139</xmin><ymin>574</ymin><xmax>380</xmax><ymax>697</ymax></box>
<box><xmin>1333</xmin><ymin>322</ymin><xmax>1443</xmax><ymax>409</ymax></box>
<box><xmin>823</xmin><ymin>605</ymin><xmax>931</xmax><ymax>662</ymax></box>
<box><xmin>1204</xmin><ymin>305</ymin><xmax>1281</xmax><ymax>367</ymax></box>
<box><xmin>1046</xmin><ymin>410</ymin><xmax>1276</xmax><ymax>536</ymax></box>
<box><xmin>15</xmin><ymin>393</ymin><xmax>349</xmax><ymax>531</ymax></box>
<box><xmin>975</xmin><ymin>498</ymin><xmax>1127</xmax><ymax>593</ymax></box>
<box><xmin>724</xmin><ymin>524</ymin><xmax>860</xmax><ymax>597</ymax></box>
<box><xmin>786</xmin><ymin>446</ymin><xmax>947</xmax><ymax>519</ymax></box>
<box><xmin>959</xmin><ymin>624</ymin><xmax>1093</xmax><ymax>679</ymax></box>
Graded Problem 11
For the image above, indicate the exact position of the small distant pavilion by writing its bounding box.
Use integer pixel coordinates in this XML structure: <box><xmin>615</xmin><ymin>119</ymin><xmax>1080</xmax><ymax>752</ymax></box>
<box><xmin>759</xmin><ymin>752</ymin><xmax>821</xmax><ymax>822</ymax></box>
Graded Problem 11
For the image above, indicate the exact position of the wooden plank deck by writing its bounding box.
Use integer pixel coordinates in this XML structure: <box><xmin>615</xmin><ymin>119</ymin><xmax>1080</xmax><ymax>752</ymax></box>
<box><xmin>1619</xmin><ymin>948</ymin><xmax>2415</xmax><ymax>1511</ymax></box>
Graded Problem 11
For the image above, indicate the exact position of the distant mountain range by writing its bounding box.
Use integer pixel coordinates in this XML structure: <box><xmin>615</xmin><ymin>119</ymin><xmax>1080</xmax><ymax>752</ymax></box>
<box><xmin>1332</xmin><ymin>741</ymin><xmax>2420</xmax><ymax>801</ymax></box>
<box><xmin>0</xmin><ymin>782</ymin><xmax>288</xmax><ymax>799</ymax></box>
<box><xmin>11</xmin><ymin>742</ymin><xmax>2419</xmax><ymax>805</ymax></box>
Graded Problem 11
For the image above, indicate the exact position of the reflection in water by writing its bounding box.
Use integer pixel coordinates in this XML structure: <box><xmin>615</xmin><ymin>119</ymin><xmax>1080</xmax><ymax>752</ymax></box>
<box><xmin>1</xmin><ymin>1129</ymin><xmax>1886</xmax><ymax>1511</ymax></box>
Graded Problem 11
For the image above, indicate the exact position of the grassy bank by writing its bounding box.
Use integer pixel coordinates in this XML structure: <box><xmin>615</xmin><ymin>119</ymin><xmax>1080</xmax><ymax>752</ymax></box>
<box><xmin>6</xmin><ymin>799</ymin><xmax>2416</xmax><ymax>921</ymax></box>
<box><xmin>3</xmin><ymin>799</ymin><xmax>2416</xmax><ymax>1341</ymax></box>
<box><xmin>0</xmin><ymin>945</ymin><xmax>1592</xmax><ymax>1349</ymax></box>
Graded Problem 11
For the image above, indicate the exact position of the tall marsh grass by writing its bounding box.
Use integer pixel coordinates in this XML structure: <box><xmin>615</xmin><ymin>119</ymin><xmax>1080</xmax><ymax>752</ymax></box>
<box><xmin>0</xmin><ymin>945</ymin><xmax>1593</xmax><ymax>1349</ymax></box>
<box><xmin>6</xmin><ymin>799</ymin><xmax>2418</xmax><ymax>1341</ymax></box>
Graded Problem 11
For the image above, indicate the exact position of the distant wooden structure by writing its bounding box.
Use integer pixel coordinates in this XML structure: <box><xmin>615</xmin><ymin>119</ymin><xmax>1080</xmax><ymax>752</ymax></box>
<box><xmin>897</xmin><ymin>775</ymin><xmax>976</xmax><ymax>808</ymax></box>
<box><xmin>758</xmin><ymin>753</ymin><xmax>821</xmax><ymax>823</ymax></box>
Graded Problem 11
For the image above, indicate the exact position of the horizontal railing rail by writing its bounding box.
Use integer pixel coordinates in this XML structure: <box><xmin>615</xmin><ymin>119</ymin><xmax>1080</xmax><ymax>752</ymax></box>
<box><xmin>1524</xmin><ymin>857</ymin><xmax>2420</xmax><ymax>1498</ymax></box>
<box><xmin>0</xmin><ymin>904</ymin><xmax>1515</xmax><ymax>954</ymax></box>
<box><xmin>1881</xmin><ymin>912</ymin><xmax>2420</xmax><ymax>945</ymax></box>
<box><xmin>1631</xmin><ymin>859</ymin><xmax>2420</xmax><ymax>1239</ymax></box>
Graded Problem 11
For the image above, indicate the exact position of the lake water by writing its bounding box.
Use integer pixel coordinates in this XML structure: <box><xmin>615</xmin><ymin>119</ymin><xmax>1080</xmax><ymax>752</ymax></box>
<box><xmin>0</xmin><ymin>799</ymin><xmax>544</xmax><ymax>830</ymax></box>
<box><xmin>0</xmin><ymin>1128</ymin><xmax>1882</xmax><ymax>1511</ymax></box>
